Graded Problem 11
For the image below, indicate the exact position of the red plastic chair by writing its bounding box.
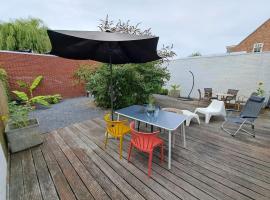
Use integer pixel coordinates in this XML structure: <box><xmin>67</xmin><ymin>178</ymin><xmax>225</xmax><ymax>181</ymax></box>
<box><xmin>128</xmin><ymin>121</ymin><xmax>164</xmax><ymax>177</ymax></box>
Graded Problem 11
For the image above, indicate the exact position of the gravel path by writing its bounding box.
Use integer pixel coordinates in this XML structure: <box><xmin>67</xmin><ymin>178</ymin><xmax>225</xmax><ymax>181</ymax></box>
<box><xmin>30</xmin><ymin>97</ymin><xmax>106</xmax><ymax>133</ymax></box>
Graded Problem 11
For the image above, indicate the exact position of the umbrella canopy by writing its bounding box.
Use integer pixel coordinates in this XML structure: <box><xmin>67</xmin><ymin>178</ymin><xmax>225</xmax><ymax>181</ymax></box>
<box><xmin>47</xmin><ymin>29</ymin><xmax>161</xmax><ymax>119</ymax></box>
<box><xmin>47</xmin><ymin>30</ymin><xmax>161</xmax><ymax>64</ymax></box>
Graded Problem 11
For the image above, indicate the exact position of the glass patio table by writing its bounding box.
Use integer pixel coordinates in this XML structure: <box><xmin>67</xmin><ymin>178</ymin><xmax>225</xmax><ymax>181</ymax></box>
<box><xmin>115</xmin><ymin>105</ymin><xmax>187</xmax><ymax>169</ymax></box>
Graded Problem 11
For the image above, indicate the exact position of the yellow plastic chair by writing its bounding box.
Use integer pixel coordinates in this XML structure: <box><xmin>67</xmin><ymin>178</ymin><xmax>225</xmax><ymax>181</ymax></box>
<box><xmin>104</xmin><ymin>113</ymin><xmax>130</xmax><ymax>159</ymax></box>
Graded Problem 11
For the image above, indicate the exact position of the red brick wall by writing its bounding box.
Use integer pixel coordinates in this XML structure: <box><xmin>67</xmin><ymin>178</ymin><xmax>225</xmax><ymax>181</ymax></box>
<box><xmin>0</xmin><ymin>51</ymin><xmax>99</xmax><ymax>99</ymax></box>
<box><xmin>229</xmin><ymin>19</ymin><xmax>270</xmax><ymax>53</ymax></box>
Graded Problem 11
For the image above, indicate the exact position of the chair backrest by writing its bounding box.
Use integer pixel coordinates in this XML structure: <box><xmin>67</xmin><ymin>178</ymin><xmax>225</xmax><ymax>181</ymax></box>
<box><xmin>198</xmin><ymin>89</ymin><xmax>202</xmax><ymax>100</ymax></box>
<box><xmin>208</xmin><ymin>100</ymin><xmax>224</xmax><ymax>110</ymax></box>
<box><xmin>207</xmin><ymin>100</ymin><xmax>226</xmax><ymax>116</ymax></box>
<box><xmin>204</xmin><ymin>88</ymin><xmax>212</xmax><ymax>98</ymax></box>
<box><xmin>104</xmin><ymin>113</ymin><xmax>128</xmax><ymax>137</ymax></box>
<box><xmin>240</xmin><ymin>95</ymin><xmax>265</xmax><ymax>120</ymax></box>
<box><xmin>227</xmin><ymin>89</ymin><xmax>239</xmax><ymax>100</ymax></box>
<box><xmin>130</xmin><ymin>121</ymin><xmax>159</xmax><ymax>151</ymax></box>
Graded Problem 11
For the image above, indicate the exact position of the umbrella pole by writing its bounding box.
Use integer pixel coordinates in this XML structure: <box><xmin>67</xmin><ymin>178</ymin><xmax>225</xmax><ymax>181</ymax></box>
<box><xmin>109</xmin><ymin>56</ymin><xmax>114</xmax><ymax>120</ymax></box>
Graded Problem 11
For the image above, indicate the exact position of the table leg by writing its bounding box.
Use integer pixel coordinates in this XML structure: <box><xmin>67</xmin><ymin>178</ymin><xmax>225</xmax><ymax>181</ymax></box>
<box><xmin>182</xmin><ymin>123</ymin><xmax>186</xmax><ymax>148</ymax></box>
<box><xmin>172</xmin><ymin>132</ymin><xmax>175</xmax><ymax>148</ymax></box>
<box><xmin>168</xmin><ymin>130</ymin><xmax>172</xmax><ymax>169</ymax></box>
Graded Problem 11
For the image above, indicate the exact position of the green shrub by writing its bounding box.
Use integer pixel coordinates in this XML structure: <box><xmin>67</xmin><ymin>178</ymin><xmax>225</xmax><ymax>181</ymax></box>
<box><xmin>13</xmin><ymin>75</ymin><xmax>62</xmax><ymax>107</ymax></box>
<box><xmin>86</xmin><ymin>62</ymin><xmax>170</xmax><ymax>109</ymax></box>
<box><xmin>0</xmin><ymin>67</ymin><xmax>9</xmax><ymax>99</ymax></box>
<box><xmin>7</xmin><ymin>101</ymin><xmax>31</xmax><ymax>128</ymax></box>
<box><xmin>158</xmin><ymin>88</ymin><xmax>169</xmax><ymax>95</ymax></box>
<box><xmin>43</xmin><ymin>94</ymin><xmax>62</xmax><ymax>104</ymax></box>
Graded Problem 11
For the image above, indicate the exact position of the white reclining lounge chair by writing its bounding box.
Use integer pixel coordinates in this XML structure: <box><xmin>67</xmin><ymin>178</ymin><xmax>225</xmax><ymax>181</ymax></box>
<box><xmin>195</xmin><ymin>100</ymin><xmax>226</xmax><ymax>123</ymax></box>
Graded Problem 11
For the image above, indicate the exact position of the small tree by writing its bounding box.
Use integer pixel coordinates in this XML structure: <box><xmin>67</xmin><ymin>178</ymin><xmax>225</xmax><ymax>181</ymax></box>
<box><xmin>0</xmin><ymin>18</ymin><xmax>51</xmax><ymax>53</ymax></box>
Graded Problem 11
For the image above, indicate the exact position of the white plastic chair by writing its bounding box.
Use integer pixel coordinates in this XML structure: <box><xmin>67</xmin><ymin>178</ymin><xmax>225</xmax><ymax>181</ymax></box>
<box><xmin>194</xmin><ymin>100</ymin><xmax>226</xmax><ymax>123</ymax></box>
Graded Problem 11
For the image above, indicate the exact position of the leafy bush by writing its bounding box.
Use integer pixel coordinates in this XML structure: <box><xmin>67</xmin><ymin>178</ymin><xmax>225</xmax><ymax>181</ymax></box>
<box><xmin>13</xmin><ymin>75</ymin><xmax>62</xmax><ymax>107</ymax></box>
<box><xmin>0</xmin><ymin>67</ymin><xmax>9</xmax><ymax>98</ymax></box>
<box><xmin>87</xmin><ymin>62</ymin><xmax>170</xmax><ymax>109</ymax></box>
<box><xmin>43</xmin><ymin>94</ymin><xmax>62</xmax><ymax>104</ymax></box>
<box><xmin>7</xmin><ymin>101</ymin><xmax>31</xmax><ymax>128</ymax></box>
<box><xmin>158</xmin><ymin>88</ymin><xmax>169</xmax><ymax>95</ymax></box>
<box><xmin>73</xmin><ymin>63</ymin><xmax>98</xmax><ymax>83</ymax></box>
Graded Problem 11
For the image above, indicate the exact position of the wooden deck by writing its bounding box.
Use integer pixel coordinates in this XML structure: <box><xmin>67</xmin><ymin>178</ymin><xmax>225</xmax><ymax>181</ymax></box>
<box><xmin>8</xmin><ymin>104</ymin><xmax>270</xmax><ymax>200</ymax></box>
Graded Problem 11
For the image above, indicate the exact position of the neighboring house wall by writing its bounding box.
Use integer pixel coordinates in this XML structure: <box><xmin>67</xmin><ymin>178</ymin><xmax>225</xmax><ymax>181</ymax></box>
<box><xmin>0</xmin><ymin>51</ymin><xmax>99</xmax><ymax>99</ymax></box>
<box><xmin>228</xmin><ymin>19</ymin><xmax>270</xmax><ymax>53</ymax></box>
<box><xmin>166</xmin><ymin>52</ymin><xmax>270</xmax><ymax>100</ymax></box>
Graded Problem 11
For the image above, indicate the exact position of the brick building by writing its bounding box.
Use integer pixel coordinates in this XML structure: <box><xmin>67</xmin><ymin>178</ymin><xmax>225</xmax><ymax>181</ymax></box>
<box><xmin>0</xmin><ymin>51</ymin><xmax>99</xmax><ymax>99</ymax></box>
<box><xmin>227</xmin><ymin>18</ymin><xmax>270</xmax><ymax>53</ymax></box>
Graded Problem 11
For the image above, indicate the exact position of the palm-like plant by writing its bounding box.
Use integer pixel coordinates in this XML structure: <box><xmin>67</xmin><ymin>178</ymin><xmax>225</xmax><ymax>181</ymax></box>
<box><xmin>13</xmin><ymin>75</ymin><xmax>50</xmax><ymax>106</ymax></box>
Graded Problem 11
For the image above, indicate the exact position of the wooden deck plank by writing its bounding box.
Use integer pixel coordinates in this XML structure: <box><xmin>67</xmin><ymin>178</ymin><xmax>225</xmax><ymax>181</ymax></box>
<box><xmin>91</xmin><ymin>117</ymin><xmax>270</xmax><ymax>200</ymax></box>
<box><xmin>8</xmin><ymin>107</ymin><xmax>270</xmax><ymax>200</ymax></box>
<box><xmin>31</xmin><ymin>147</ymin><xmax>59</xmax><ymax>200</ymax></box>
<box><xmin>77</xmin><ymin>122</ymin><xmax>233</xmax><ymax>200</ymax></box>
<box><xmin>157</xmin><ymin>129</ymin><xmax>270</xmax><ymax>191</ymax></box>
<box><xmin>68</xmin><ymin>124</ymin><xmax>181</xmax><ymax>200</ymax></box>
<box><xmin>159</xmin><ymin>133</ymin><xmax>270</xmax><ymax>196</ymax></box>
<box><xmin>186</xmin><ymin>134</ymin><xmax>270</xmax><ymax>171</ymax></box>
<box><xmin>58</xmin><ymin>125</ymin><xmax>146</xmax><ymax>200</ymax></box>
<box><xmin>184</xmin><ymin>137</ymin><xmax>270</xmax><ymax>183</ymax></box>
<box><xmin>52</xmin><ymin>129</ymin><xmax>111</xmax><ymax>200</ymax></box>
<box><xmin>45</xmin><ymin>132</ymin><xmax>94</xmax><ymax>200</ymax></box>
<box><xmin>66</xmin><ymin>126</ymin><xmax>182</xmax><ymax>200</ymax></box>
<box><xmin>113</xmin><ymin>133</ymin><xmax>257</xmax><ymax>200</ymax></box>
<box><xmin>9</xmin><ymin>152</ymin><xmax>24</xmax><ymax>200</ymax></box>
<box><xmin>55</xmin><ymin>127</ymin><xmax>128</xmax><ymax>200</ymax></box>
<box><xmin>75</xmin><ymin>122</ymin><xmax>200</xmax><ymax>200</ymax></box>
<box><xmin>21</xmin><ymin>149</ymin><xmax>43</xmax><ymax>200</ymax></box>
<box><xmin>40</xmin><ymin>141</ymin><xmax>77</xmax><ymax>200</ymax></box>
<box><xmin>62</xmin><ymin>126</ymin><xmax>165</xmax><ymax>200</ymax></box>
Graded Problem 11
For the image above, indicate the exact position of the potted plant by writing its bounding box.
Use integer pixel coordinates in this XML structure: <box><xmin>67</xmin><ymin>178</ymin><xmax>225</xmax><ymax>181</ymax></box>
<box><xmin>4</xmin><ymin>101</ymin><xmax>43</xmax><ymax>153</ymax></box>
<box><xmin>169</xmin><ymin>84</ymin><xmax>181</xmax><ymax>98</ymax></box>
<box><xmin>256</xmin><ymin>82</ymin><xmax>265</xmax><ymax>97</ymax></box>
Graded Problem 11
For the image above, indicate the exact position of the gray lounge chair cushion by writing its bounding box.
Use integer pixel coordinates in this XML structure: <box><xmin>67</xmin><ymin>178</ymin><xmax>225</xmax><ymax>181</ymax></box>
<box><xmin>249</xmin><ymin>95</ymin><xmax>264</xmax><ymax>103</ymax></box>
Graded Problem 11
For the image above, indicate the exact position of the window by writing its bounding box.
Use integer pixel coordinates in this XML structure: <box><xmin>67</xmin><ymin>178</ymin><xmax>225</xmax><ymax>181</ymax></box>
<box><xmin>253</xmin><ymin>43</ymin><xmax>264</xmax><ymax>53</ymax></box>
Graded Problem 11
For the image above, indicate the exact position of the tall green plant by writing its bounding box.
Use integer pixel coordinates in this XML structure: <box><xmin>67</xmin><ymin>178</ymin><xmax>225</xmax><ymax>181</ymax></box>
<box><xmin>7</xmin><ymin>101</ymin><xmax>31</xmax><ymax>128</ymax></box>
<box><xmin>13</xmin><ymin>75</ymin><xmax>49</xmax><ymax>106</ymax></box>
<box><xmin>0</xmin><ymin>67</ymin><xmax>9</xmax><ymax>98</ymax></box>
<box><xmin>87</xmin><ymin>62</ymin><xmax>170</xmax><ymax>109</ymax></box>
<box><xmin>0</xmin><ymin>18</ymin><xmax>51</xmax><ymax>53</ymax></box>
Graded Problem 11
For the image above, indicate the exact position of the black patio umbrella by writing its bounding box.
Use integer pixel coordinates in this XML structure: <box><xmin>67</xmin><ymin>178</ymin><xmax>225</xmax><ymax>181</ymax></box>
<box><xmin>47</xmin><ymin>30</ymin><xmax>161</xmax><ymax>118</ymax></box>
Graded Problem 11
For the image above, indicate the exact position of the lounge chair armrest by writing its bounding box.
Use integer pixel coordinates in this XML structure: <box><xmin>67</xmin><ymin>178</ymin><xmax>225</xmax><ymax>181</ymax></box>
<box><xmin>240</xmin><ymin>115</ymin><xmax>258</xmax><ymax>119</ymax></box>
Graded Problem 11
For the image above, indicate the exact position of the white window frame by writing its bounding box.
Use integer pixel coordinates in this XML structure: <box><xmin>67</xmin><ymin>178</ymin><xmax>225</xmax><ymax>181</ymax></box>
<box><xmin>253</xmin><ymin>43</ymin><xmax>264</xmax><ymax>53</ymax></box>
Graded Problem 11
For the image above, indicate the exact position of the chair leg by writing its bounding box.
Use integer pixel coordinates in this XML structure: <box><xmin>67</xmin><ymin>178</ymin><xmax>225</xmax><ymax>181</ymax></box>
<box><xmin>119</xmin><ymin>137</ymin><xmax>123</xmax><ymax>159</ymax></box>
<box><xmin>128</xmin><ymin>143</ymin><xmax>133</xmax><ymax>162</ymax></box>
<box><xmin>104</xmin><ymin>131</ymin><xmax>109</xmax><ymax>149</ymax></box>
<box><xmin>205</xmin><ymin>114</ymin><xmax>211</xmax><ymax>124</ymax></box>
<box><xmin>148</xmin><ymin>152</ymin><xmax>153</xmax><ymax>177</ymax></box>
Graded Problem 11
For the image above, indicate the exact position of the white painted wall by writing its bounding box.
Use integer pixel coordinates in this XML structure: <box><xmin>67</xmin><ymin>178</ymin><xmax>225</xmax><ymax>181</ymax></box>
<box><xmin>0</xmin><ymin>145</ymin><xmax>6</xmax><ymax>200</ymax></box>
<box><xmin>166</xmin><ymin>52</ymin><xmax>270</xmax><ymax>100</ymax></box>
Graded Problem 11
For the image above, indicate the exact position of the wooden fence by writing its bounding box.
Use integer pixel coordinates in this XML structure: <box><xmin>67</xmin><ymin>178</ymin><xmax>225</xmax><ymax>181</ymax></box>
<box><xmin>0</xmin><ymin>80</ymin><xmax>8</xmax><ymax>158</ymax></box>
